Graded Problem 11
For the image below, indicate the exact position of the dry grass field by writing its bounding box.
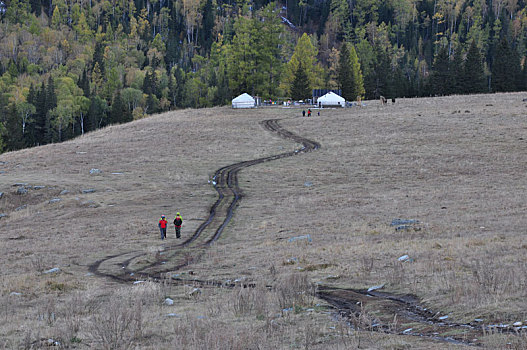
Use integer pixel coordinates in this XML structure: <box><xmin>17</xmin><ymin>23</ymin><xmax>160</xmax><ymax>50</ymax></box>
<box><xmin>1</xmin><ymin>93</ymin><xmax>526</xmax><ymax>349</ymax></box>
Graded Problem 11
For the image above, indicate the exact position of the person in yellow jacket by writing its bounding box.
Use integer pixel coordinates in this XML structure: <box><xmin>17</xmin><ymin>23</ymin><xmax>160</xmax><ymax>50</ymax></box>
<box><xmin>173</xmin><ymin>212</ymin><xmax>182</xmax><ymax>239</ymax></box>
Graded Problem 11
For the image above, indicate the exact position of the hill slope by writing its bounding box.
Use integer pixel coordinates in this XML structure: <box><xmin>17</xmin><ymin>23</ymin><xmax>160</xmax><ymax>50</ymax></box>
<box><xmin>1</xmin><ymin>94</ymin><xmax>526</xmax><ymax>348</ymax></box>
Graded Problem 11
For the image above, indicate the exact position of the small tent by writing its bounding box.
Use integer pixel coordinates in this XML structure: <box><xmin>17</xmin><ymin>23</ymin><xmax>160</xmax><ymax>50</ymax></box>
<box><xmin>317</xmin><ymin>92</ymin><xmax>345</xmax><ymax>107</ymax></box>
<box><xmin>232</xmin><ymin>93</ymin><xmax>256</xmax><ymax>109</ymax></box>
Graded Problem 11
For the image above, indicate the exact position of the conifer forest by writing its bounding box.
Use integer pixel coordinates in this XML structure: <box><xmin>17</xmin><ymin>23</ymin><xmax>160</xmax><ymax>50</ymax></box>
<box><xmin>1</xmin><ymin>0</ymin><xmax>527</xmax><ymax>152</ymax></box>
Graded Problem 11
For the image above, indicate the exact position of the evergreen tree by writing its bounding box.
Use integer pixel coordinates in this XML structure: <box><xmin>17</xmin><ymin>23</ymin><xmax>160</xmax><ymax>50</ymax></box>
<box><xmin>40</xmin><ymin>77</ymin><xmax>57</xmax><ymax>145</ymax></box>
<box><xmin>290</xmin><ymin>63</ymin><xmax>311</xmax><ymax>100</ymax></box>
<box><xmin>34</xmin><ymin>82</ymin><xmax>48</xmax><ymax>145</ymax></box>
<box><xmin>282</xmin><ymin>33</ymin><xmax>323</xmax><ymax>97</ymax></box>
<box><xmin>145</xmin><ymin>93</ymin><xmax>158</xmax><ymax>114</ymax></box>
<box><xmin>450</xmin><ymin>51</ymin><xmax>464</xmax><ymax>95</ymax></box>
<box><xmin>79</xmin><ymin>69</ymin><xmax>90</xmax><ymax>97</ymax></box>
<box><xmin>200</xmin><ymin>0</ymin><xmax>215</xmax><ymax>54</ymax></box>
<box><xmin>0</xmin><ymin>121</ymin><xmax>5</xmax><ymax>153</ymax></box>
<box><xmin>364</xmin><ymin>45</ymin><xmax>391</xmax><ymax>99</ymax></box>
<box><xmin>92</xmin><ymin>41</ymin><xmax>106</xmax><ymax>75</ymax></box>
<box><xmin>462</xmin><ymin>41</ymin><xmax>487</xmax><ymax>94</ymax></box>
<box><xmin>491</xmin><ymin>38</ymin><xmax>520</xmax><ymax>92</ymax></box>
<box><xmin>337</xmin><ymin>43</ymin><xmax>354</xmax><ymax>101</ymax></box>
<box><xmin>29</xmin><ymin>0</ymin><xmax>41</xmax><ymax>15</ymax></box>
<box><xmin>429</xmin><ymin>46</ymin><xmax>451</xmax><ymax>96</ymax></box>
<box><xmin>167</xmin><ymin>73</ymin><xmax>176</xmax><ymax>108</ymax></box>
<box><xmin>4</xmin><ymin>105</ymin><xmax>24</xmax><ymax>151</ymax></box>
<box><xmin>110</xmin><ymin>91</ymin><xmax>126</xmax><ymax>124</ymax></box>
<box><xmin>226</xmin><ymin>4</ymin><xmax>284</xmax><ymax>98</ymax></box>
<box><xmin>143</xmin><ymin>70</ymin><xmax>157</xmax><ymax>96</ymax></box>
<box><xmin>27</xmin><ymin>84</ymin><xmax>37</xmax><ymax>106</ymax></box>
<box><xmin>349</xmin><ymin>45</ymin><xmax>365</xmax><ymax>98</ymax></box>
<box><xmin>87</xmin><ymin>96</ymin><xmax>108</xmax><ymax>130</ymax></box>
<box><xmin>174</xmin><ymin>68</ymin><xmax>186</xmax><ymax>108</ymax></box>
<box><xmin>47</xmin><ymin>77</ymin><xmax>57</xmax><ymax>111</ymax></box>
<box><xmin>519</xmin><ymin>61</ymin><xmax>527</xmax><ymax>92</ymax></box>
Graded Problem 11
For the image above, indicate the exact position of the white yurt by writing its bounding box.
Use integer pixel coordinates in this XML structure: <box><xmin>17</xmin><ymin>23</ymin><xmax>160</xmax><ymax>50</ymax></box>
<box><xmin>232</xmin><ymin>93</ymin><xmax>256</xmax><ymax>108</ymax></box>
<box><xmin>317</xmin><ymin>91</ymin><xmax>345</xmax><ymax>107</ymax></box>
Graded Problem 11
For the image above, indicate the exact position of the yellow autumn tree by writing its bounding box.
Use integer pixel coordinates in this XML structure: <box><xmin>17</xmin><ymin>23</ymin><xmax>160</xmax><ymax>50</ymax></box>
<box><xmin>281</xmin><ymin>33</ymin><xmax>324</xmax><ymax>97</ymax></box>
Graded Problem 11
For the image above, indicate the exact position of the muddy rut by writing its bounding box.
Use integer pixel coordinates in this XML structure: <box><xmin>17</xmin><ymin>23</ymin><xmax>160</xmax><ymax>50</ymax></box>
<box><xmin>88</xmin><ymin>117</ymin><xmax>507</xmax><ymax>346</ymax></box>
<box><xmin>89</xmin><ymin>118</ymin><xmax>320</xmax><ymax>282</ymax></box>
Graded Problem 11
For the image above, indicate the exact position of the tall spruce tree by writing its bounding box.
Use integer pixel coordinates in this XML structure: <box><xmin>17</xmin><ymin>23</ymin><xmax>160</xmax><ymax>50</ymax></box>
<box><xmin>450</xmin><ymin>51</ymin><xmax>464</xmax><ymax>95</ymax></box>
<box><xmin>282</xmin><ymin>33</ymin><xmax>323</xmax><ymax>98</ymax></box>
<box><xmin>364</xmin><ymin>45</ymin><xmax>391</xmax><ymax>99</ymax></box>
<box><xmin>290</xmin><ymin>63</ymin><xmax>311</xmax><ymax>100</ymax></box>
<box><xmin>491</xmin><ymin>38</ymin><xmax>520</xmax><ymax>92</ymax></box>
<box><xmin>519</xmin><ymin>61</ymin><xmax>527</xmax><ymax>92</ymax></box>
<box><xmin>87</xmin><ymin>96</ymin><xmax>107</xmax><ymax>131</ymax></box>
<box><xmin>350</xmin><ymin>45</ymin><xmax>365</xmax><ymax>98</ymax></box>
<box><xmin>429</xmin><ymin>46</ymin><xmax>451</xmax><ymax>96</ymax></box>
<box><xmin>337</xmin><ymin>43</ymin><xmax>354</xmax><ymax>101</ymax></box>
<box><xmin>110</xmin><ymin>91</ymin><xmax>126</xmax><ymax>124</ymax></box>
<box><xmin>79</xmin><ymin>69</ymin><xmax>90</xmax><ymax>97</ymax></box>
<box><xmin>463</xmin><ymin>41</ymin><xmax>487</xmax><ymax>94</ymax></box>
<box><xmin>33</xmin><ymin>82</ymin><xmax>48</xmax><ymax>145</ymax></box>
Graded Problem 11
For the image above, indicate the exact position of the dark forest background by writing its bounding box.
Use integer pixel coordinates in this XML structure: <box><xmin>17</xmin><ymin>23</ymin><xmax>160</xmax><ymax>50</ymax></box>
<box><xmin>1</xmin><ymin>0</ymin><xmax>526</xmax><ymax>152</ymax></box>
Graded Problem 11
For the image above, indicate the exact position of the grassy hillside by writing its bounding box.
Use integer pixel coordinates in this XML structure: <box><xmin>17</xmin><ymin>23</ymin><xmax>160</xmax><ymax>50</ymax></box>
<box><xmin>1</xmin><ymin>94</ymin><xmax>526</xmax><ymax>348</ymax></box>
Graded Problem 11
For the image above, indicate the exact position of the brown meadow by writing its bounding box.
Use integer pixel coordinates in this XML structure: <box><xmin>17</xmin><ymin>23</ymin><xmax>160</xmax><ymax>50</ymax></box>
<box><xmin>1</xmin><ymin>93</ymin><xmax>526</xmax><ymax>349</ymax></box>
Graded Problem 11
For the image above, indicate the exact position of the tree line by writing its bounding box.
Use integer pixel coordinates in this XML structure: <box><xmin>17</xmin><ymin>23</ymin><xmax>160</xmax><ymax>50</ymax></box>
<box><xmin>1</xmin><ymin>0</ymin><xmax>527</xmax><ymax>153</ymax></box>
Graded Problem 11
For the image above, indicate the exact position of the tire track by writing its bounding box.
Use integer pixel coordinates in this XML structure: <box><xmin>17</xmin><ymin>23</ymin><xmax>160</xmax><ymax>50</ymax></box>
<box><xmin>89</xmin><ymin>117</ymin><xmax>319</xmax><ymax>282</ymax></box>
<box><xmin>88</xmin><ymin>116</ymin><xmax>517</xmax><ymax>345</ymax></box>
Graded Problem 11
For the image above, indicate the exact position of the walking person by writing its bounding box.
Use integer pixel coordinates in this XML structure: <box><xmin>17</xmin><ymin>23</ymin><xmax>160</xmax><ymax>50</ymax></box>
<box><xmin>158</xmin><ymin>215</ymin><xmax>168</xmax><ymax>240</ymax></box>
<box><xmin>302</xmin><ymin>110</ymin><xmax>306</xmax><ymax>117</ymax></box>
<box><xmin>173</xmin><ymin>212</ymin><xmax>183</xmax><ymax>239</ymax></box>
<box><xmin>308</xmin><ymin>109</ymin><xmax>311</xmax><ymax>117</ymax></box>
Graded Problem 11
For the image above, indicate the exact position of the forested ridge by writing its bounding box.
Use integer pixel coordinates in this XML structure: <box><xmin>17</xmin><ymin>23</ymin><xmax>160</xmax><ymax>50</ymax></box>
<box><xmin>0</xmin><ymin>0</ymin><xmax>526</xmax><ymax>152</ymax></box>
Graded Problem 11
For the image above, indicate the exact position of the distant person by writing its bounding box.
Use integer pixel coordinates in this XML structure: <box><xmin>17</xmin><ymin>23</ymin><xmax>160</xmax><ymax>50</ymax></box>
<box><xmin>302</xmin><ymin>110</ymin><xmax>306</xmax><ymax>117</ymax></box>
<box><xmin>317</xmin><ymin>111</ymin><xmax>320</xmax><ymax>116</ymax></box>
<box><xmin>159</xmin><ymin>215</ymin><xmax>168</xmax><ymax>240</ymax></box>
<box><xmin>173</xmin><ymin>212</ymin><xmax>183</xmax><ymax>239</ymax></box>
<box><xmin>307</xmin><ymin>109</ymin><xmax>311</xmax><ymax>117</ymax></box>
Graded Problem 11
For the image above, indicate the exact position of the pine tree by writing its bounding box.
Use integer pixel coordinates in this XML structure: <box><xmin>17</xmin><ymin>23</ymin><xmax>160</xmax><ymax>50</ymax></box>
<box><xmin>199</xmin><ymin>0</ymin><xmax>215</xmax><ymax>54</ymax></box>
<box><xmin>110</xmin><ymin>91</ymin><xmax>125</xmax><ymax>124</ymax></box>
<box><xmin>449</xmin><ymin>51</ymin><xmax>464</xmax><ymax>95</ymax></box>
<box><xmin>350</xmin><ymin>45</ymin><xmax>365</xmax><ymax>98</ymax></box>
<box><xmin>491</xmin><ymin>38</ymin><xmax>520</xmax><ymax>92</ymax></box>
<box><xmin>92</xmin><ymin>62</ymin><xmax>103</xmax><ymax>95</ymax></box>
<box><xmin>519</xmin><ymin>61</ymin><xmax>527</xmax><ymax>92</ymax></box>
<box><xmin>4</xmin><ymin>105</ymin><xmax>24</xmax><ymax>150</ymax></box>
<box><xmin>79</xmin><ymin>69</ymin><xmax>90</xmax><ymax>97</ymax></box>
<box><xmin>47</xmin><ymin>77</ymin><xmax>57</xmax><ymax>110</ymax></box>
<box><xmin>92</xmin><ymin>41</ymin><xmax>105</xmax><ymax>75</ymax></box>
<box><xmin>282</xmin><ymin>33</ymin><xmax>323</xmax><ymax>97</ymax></box>
<box><xmin>44</xmin><ymin>77</ymin><xmax>57</xmax><ymax>144</ymax></box>
<box><xmin>462</xmin><ymin>41</ymin><xmax>487</xmax><ymax>94</ymax></box>
<box><xmin>167</xmin><ymin>73</ymin><xmax>175</xmax><ymax>108</ymax></box>
<box><xmin>142</xmin><ymin>70</ymin><xmax>157</xmax><ymax>96</ymax></box>
<box><xmin>87</xmin><ymin>96</ymin><xmax>108</xmax><ymax>131</ymax></box>
<box><xmin>29</xmin><ymin>0</ymin><xmax>41</xmax><ymax>15</ymax></box>
<box><xmin>290</xmin><ymin>63</ymin><xmax>311</xmax><ymax>101</ymax></box>
<box><xmin>429</xmin><ymin>46</ymin><xmax>451</xmax><ymax>96</ymax></box>
<box><xmin>337</xmin><ymin>43</ymin><xmax>354</xmax><ymax>101</ymax></box>
<box><xmin>146</xmin><ymin>94</ymin><xmax>158</xmax><ymax>114</ymax></box>
<box><xmin>34</xmin><ymin>82</ymin><xmax>47</xmax><ymax>145</ymax></box>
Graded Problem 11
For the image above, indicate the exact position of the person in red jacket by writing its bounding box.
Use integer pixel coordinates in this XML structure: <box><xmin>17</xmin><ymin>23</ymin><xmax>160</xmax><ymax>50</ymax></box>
<box><xmin>158</xmin><ymin>215</ymin><xmax>168</xmax><ymax>239</ymax></box>
<box><xmin>173</xmin><ymin>212</ymin><xmax>182</xmax><ymax>239</ymax></box>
